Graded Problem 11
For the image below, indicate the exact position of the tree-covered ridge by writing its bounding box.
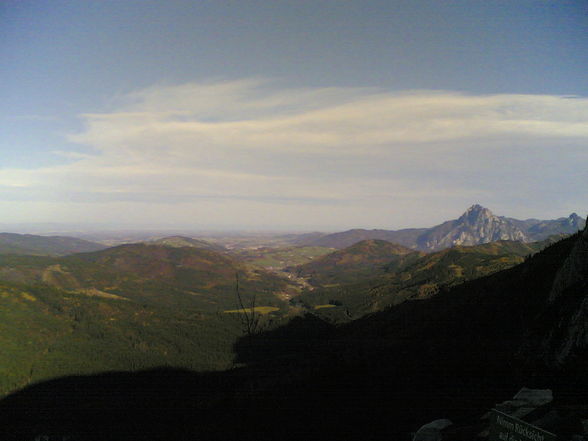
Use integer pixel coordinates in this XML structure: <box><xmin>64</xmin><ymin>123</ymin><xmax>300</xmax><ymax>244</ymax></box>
<box><xmin>0</xmin><ymin>244</ymin><xmax>295</xmax><ymax>312</ymax></box>
<box><xmin>0</xmin><ymin>242</ymin><xmax>305</xmax><ymax>397</ymax></box>
<box><xmin>147</xmin><ymin>235</ymin><xmax>225</xmax><ymax>252</ymax></box>
<box><xmin>289</xmin><ymin>239</ymin><xmax>423</xmax><ymax>286</ymax></box>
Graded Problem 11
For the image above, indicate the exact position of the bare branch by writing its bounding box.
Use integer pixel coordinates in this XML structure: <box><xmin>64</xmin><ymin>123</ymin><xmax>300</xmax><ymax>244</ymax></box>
<box><xmin>235</xmin><ymin>271</ymin><xmax>259</xmax><ymax>338</ymax></box>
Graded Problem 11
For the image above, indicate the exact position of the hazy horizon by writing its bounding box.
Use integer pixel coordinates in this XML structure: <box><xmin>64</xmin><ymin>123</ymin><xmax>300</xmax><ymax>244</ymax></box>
<box><xmin>0</xmin><ymin>204</ymin><xmax>584</xmax><ymax>237</ymax></box>
<box><xmin>2</xmin><ymin>1</ymin><xmax>587</xmax><ymax>230</ymax></box>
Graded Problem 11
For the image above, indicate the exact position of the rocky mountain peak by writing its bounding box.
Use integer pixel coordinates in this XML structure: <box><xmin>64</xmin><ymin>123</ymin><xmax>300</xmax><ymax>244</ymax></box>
<box><xmin>458</xmin><ymin>204</ymin><xmax>495</xmax><ymax>225</ymax></box>
<box><xmin>417</xmin><ymin>204</ymin><xmax>529</xmax><ymax>250</ymax></box>
<box><xmin>464</xmin><ymin>204</ymin><xmax>489</xmax><ymax>214</ymax></box>
<box><xmin>567</xmin><ymin>213</ymin><xmax>582</xmax><ymax>227</ymax></box>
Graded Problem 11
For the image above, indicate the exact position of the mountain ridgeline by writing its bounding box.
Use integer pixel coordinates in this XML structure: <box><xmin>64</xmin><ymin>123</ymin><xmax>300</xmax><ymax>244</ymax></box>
<box><xmin>305</xmin><ymin>205</ymin><xmax>585</xmax><ymax>250</ymax></box>
<box><xmin>0</xmin><ymin>233</ymin><xmax>106</xmax><ymax>256</ymax></box>
<box><xmin>147</xmin><ymin>235</ymin><xmax>226</xmax><ymax>252</ymax></box>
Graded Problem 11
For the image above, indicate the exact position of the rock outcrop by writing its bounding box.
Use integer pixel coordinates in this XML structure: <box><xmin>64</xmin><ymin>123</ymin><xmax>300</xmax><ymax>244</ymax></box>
<box><xmin>494</xmin><ymin>387</ymin><xmax>554</xmax><ymax>420</ymax></box>
<box><xmin>412</xmin><ymin>419</ymin><xmax>453</xmax><ymax>441</ymax></box>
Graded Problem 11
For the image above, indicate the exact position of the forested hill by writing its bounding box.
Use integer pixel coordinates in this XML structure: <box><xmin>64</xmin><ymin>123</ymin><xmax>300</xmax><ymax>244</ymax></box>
<box><xmin>0</xmin><ymin>243</ymin><xmax>293</xmax><ymax>311</ymax></box>
<box><xmin>293</xmin><ymin>236</ymin><xmax>559</xmax><ymax>319</ymax></box>
<box><xmin>147</xmin><ymin>235</ymin><xmax>225</xmax><ymax>251</ymax></box>
<box><xmin>289</xmin><ymin>239</ymin><xmax>423</xmax><ymax>286</ymax></box>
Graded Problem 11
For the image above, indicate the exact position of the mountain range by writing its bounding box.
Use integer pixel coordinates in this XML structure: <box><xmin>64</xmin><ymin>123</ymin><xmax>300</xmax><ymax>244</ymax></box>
<box><xmin>305</xmin><ymin>204</ymin><xmax>585</xmax><ymax>250</ymax></box>
<box><xmin>1</xmin><ymin>205</ymin><xmax>582</xmax><ymax>257</ymax></box>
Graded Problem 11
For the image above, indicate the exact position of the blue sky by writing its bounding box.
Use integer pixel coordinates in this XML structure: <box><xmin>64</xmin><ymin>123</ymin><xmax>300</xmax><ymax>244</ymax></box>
<box><xmin>1</xmin><ymin>0</ymin><xmax>587</xmax><ymax>230</ymax></box>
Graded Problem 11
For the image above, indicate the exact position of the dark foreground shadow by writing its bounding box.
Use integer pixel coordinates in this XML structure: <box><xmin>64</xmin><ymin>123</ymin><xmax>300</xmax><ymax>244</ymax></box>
<box><xmin>0</xmin><ymin>308</ymin><xmax>529</xmax><ymax>441</ymax></box>
<box><xmin>0</xmin><ymin>368</ymin><xmax>240</xmax><ymax>441</ymax></box>
<box><xmin>0</xmin><ymin>365</ymin><xmax>517</xmax><ymax>441</ymax></box>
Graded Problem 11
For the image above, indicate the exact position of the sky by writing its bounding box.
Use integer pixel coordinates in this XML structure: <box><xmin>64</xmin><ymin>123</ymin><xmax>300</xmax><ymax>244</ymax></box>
<box><xmin>1</xmin><ymin>0</ymin><xmax>588</xmax><ymax>231</ymax></box>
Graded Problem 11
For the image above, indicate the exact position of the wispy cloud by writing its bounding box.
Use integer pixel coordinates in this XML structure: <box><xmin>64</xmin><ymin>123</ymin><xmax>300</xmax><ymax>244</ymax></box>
<box><xmin>2</xmin><ymin>80</ymin><xmax>587</xmax><ymax>228</ymax></box>
<box><xmin>69</xmin><ymin>83</ymin><xmax>588</xmax><ymax>156</ymax></box>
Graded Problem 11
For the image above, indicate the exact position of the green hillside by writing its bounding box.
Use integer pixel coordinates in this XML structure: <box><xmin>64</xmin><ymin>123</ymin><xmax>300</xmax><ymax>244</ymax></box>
<box><xmin>0</xmin><ymin>244</ymin><xmax>294</xmax><ymax>312</ymax></box>
<box><xmin>0</xmin><ymin>242</ymin><xmax>308</xmax><ymax>398</ymax></box>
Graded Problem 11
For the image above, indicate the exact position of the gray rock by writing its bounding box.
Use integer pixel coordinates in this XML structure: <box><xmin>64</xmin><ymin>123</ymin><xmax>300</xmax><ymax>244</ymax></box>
<box><xmin>412</xmin><ymin>419</ymin><xmax>453</xmax><ymax>441</ymax></box>
<box><xmin>530</xmin><ymin>409</ymin><xmax>561</xmax><ymax>433</ymax></box>
<box><xmin>495</xmin><ymin>387</ymin><xmax>553</xmax><ymax>419</ymax></box>
<box><xmin>513</xmin><ymin>388</ymin><xmax>553</xmax><ymax>407</ymax></box>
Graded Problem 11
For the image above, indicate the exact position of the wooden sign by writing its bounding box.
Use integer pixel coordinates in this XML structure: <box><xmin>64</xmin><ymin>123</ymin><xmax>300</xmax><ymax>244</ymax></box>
<box><xmin>489</xmin><ymin>409</ymin><xmax>556</xmax><ymax>441</ymax></box>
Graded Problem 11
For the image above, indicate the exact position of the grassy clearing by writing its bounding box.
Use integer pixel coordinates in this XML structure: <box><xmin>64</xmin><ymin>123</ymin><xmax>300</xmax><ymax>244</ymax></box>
<box><xmin>240</xmin><ymin>246</ymin><xmax>335</xmax><ymax>269</ymax></box>
<box><xmin>223</xmin><ymin>306</ymin><xmax>280</xmax><ymax>315</ymax></box>
<box><xmin>314</xmin><ymin>304</ymin><xmax>337</xmax><ymax>310</ymax></box>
